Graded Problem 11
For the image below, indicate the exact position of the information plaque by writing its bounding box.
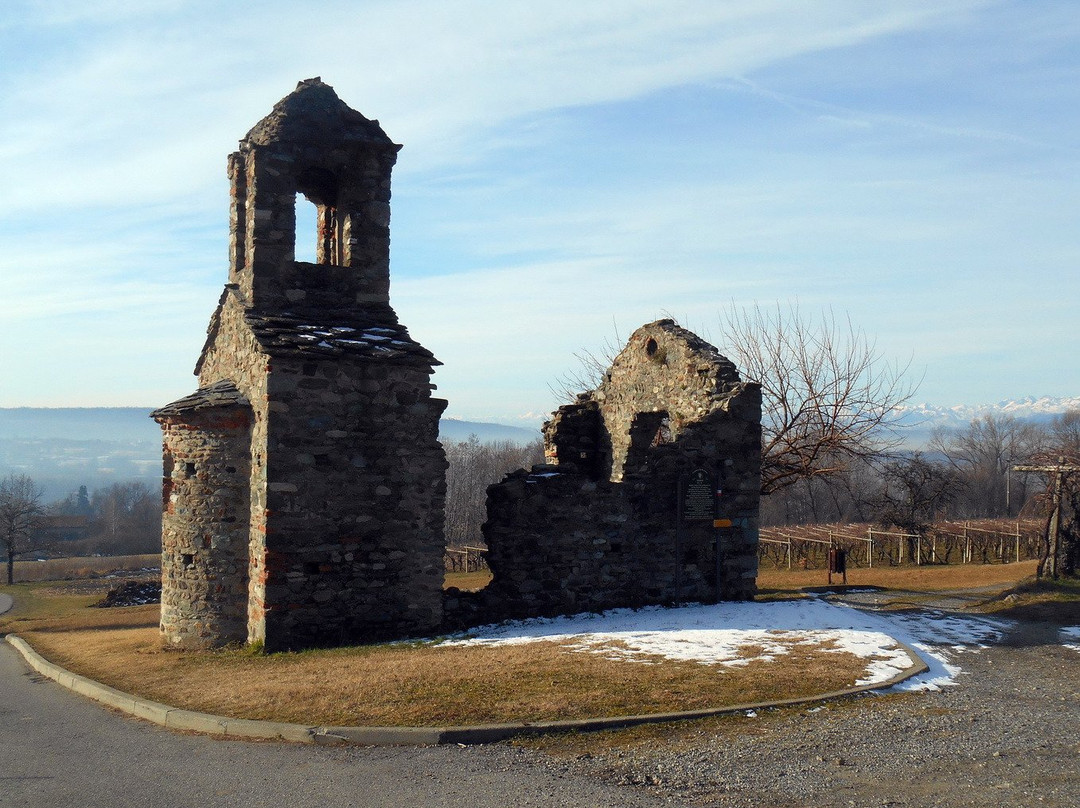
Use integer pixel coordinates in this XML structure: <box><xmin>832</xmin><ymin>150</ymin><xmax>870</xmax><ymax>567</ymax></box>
<box><xmin>680</xmin><ymin>468</ymin><xmax>715</xmax><ymax>522</ymax></box>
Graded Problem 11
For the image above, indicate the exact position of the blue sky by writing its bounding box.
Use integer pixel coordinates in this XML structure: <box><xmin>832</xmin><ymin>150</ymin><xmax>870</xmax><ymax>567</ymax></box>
<box><xmin>1</xmin><ymin>0</ymin><xmax>1077</xmax><ymax>425</ymax></box>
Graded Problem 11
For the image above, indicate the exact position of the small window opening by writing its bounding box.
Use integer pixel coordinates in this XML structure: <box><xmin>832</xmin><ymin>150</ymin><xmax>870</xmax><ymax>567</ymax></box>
<box><xmin>303</xmin><ymin>561</ymin><xmax>321</xmax><ymax>575</ymax></box>
<box><xmin>652</xmin><ymin>416</ymin><xmax>672</xmax><ymax>447</ymax></box>
<box><xmin>295</xmin><ymin>195</ymin><xmax>319</xmax><ymax>263</ymax></box>
<box><xmin>294</xmin><ymin>167</ymin><xmax>340</xmax><ymax>265</ymax></box>
<box><xmin>645</xmin><ymin>338</ymin><xmax>658</xmax><ymax>356</ymax></box>
<box><xmin>184</xmin><ymin>462</ymin><xmax>196</xmax><ymax>478</ymax></box>
<box><xmin>623</xmin><ymin>410</ymin><xmax>669</xmax><ymax>477</ymax></box>
<box><xmin>181</xmin><ymin>553</ymin><xmax>195</xmax><ymax>567</ymax></box>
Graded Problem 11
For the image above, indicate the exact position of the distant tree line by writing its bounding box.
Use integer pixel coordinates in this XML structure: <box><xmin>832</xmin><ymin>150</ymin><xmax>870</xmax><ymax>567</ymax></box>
<box><xmin>763</xmin><ymin>410</ymin><xmax>1080</xmax><ymax>577</ymax></box>
<box><xmin>30</xmin><ymin>481</ymin><xmax>161</xmax><ymax>559</ymax></box>
<box><xmin>444</xmin><ymin>436</ymin><xmax>544</xmax><ymax>547</ymax></box>
<box><xmin>763</xmin><ymin>411</ymin><xmax>1079</xmax><ymax>525</ymax></box>
<box><xmin>6</xmin><ymin>438</ymin><xmax>544</xmax><ymax>566</ymax></box>
<box><xmin>6</xmin><ymin>406</ymin><xmax>1077</xmax><ymax>580</ymax></box>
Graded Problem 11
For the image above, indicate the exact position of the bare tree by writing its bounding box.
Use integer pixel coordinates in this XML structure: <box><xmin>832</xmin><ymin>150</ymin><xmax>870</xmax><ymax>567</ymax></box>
<box><xmin>717</xmin><ymin>304</ymin><xmax>917</xmax><ymax>495</ymax></box>
<box><xmin>931</xmin><ymin>413</ymin><xmax>1047</xmax><ymax>518</ymax></box>
<box><xmin>873</xmin><ymin>452</ymin><xmax>963</xmax><ymax>537</ymax></box>
<box><xmin>557</xmin><ymin>305</ymin><xmax>916</xmax><ymax>496</ymax></box>
<box><xmin>761</xmin><ymin>455</ymin><xmax>881</xmax><ymax>526</ymax></box>
<box><xmin>0</xmin><ymin>473</ymin><xmax>44</xmax><ymax>584</ymax></box>
<box><xmin>444</xmin><ymin>437</ymin><xmax>543</xmax><ymax>547</ymax></box>
<box><xmin>1049</xmin><ymin>410</ymin><xmax>1080</xmax><ymax>456</ymax></box>
<box><xmin>88</xmin><ymin>481</ymin><xmax>160</xmax><ymax>555</ymax></box>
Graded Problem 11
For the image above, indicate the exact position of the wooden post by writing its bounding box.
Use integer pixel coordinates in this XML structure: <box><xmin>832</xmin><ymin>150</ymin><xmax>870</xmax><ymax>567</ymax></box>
<box><xmin>1013</xmin><ymin>458</ymin><xmax>1080</xmax><ymax>579</ymax></box>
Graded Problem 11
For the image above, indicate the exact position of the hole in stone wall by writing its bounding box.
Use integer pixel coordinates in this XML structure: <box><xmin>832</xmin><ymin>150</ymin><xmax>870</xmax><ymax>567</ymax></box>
<box><xmin>645</xmin><ymin>338</ymin><xmax>658</xmax><ymax>356</ymax></box>
<box><xmin>162</xmin><ymin>452</ymin><xmax>175</xmax><ymax>507</ymax></box>
<box><xmin>184</xmin><ymin>462</ymin><xmax>196</xmax><ymax>478</ymax></box>
<box><xmin>181</xmin><ymin>553</ymin><xmax>195</xmax><ymax>567</ymax></box>
<box><xmin>303</xmin><ymin>561</ymin><xmax>320</xmax><ymax>575</ymax></box>
<box><xmin>294</xmin><ymin>166</ymin><xmax>339</xmax><ymax>265</ymax></box>
<box><xmin>295</xmin><ymin>194</ymin><xmax>318</xmax><ymax>263</ymax></box>
<box><xmin>652</xmin><ymin>416</ymin><xmax>672</xmax><ymax>447</ymax></box>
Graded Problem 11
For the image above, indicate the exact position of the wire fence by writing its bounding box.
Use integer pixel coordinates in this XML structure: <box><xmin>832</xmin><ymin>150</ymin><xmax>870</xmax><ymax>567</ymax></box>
<box><xmin>444</xmin><ymin>544</ymin><xmax>489</xmax><ymax>572</ymax></box>
<box><xmin>758</xmin><ymin>519</ymin><xmax>1045</xmax><ymax>570</ymax></box>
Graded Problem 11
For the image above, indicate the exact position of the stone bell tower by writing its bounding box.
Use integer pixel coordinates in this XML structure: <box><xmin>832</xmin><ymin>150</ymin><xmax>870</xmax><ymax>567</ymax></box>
<box><xmin>227</xmin><ymin>76</ymin><xmax>399</xmax><ymax>310</ymax></box>
<box><xmin>154</xmin><ymin>79</ymin><xmax>447</xmax><ymax>651</ymax></box>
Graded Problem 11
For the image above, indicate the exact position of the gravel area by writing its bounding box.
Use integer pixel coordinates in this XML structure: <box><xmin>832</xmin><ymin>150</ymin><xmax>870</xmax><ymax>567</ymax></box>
<box><xmin>515</xmin><ymin>599</ymin><xmax>1080</xmax><ymax>808</ymax></box>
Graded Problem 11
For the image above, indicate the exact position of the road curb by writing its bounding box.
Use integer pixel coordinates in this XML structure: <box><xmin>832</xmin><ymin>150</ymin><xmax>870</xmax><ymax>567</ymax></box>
<box><xmin>3</xmin><ymin>632</ymin><xmax>931</xmax><ymax>746</ymax></box>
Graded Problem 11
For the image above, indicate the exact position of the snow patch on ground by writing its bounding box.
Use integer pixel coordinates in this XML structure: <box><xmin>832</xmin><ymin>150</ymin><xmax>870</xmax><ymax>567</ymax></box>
<box><xmin>443</xmin><ymin>598</ymin><xmax>1015</xmax><ymax>691</ymax></box>
<box><xmin>1062</xmin><ymin>626</ymin><xmax>1080</xmax><ymax>653</ymax></box>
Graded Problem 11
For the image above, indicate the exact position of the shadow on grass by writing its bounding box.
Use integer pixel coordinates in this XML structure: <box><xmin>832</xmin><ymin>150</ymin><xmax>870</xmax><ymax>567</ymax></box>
<box><xmin>980</xmin><ymin>577</ymin><xmax>1080</xmax><ymax>624</ymax></box>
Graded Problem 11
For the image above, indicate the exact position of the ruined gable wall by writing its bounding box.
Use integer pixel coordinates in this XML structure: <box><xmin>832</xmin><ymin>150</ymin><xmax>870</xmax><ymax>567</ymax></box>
<box><xmin>466</xmin><ymin>322</ymin><xmax>761</xmax><ymax>625</ymax></box>
<box><xmin>593</xmin><ymin>320</ymin><xmax>741</xmax><ymax>481</ymax></box>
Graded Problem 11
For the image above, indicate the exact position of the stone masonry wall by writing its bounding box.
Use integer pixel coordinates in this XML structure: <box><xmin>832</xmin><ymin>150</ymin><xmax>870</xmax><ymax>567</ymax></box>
<box><xmin>194</xmin><ymin>292</ymin><xmax>271</xmax><ymax>643</ymax></box>
<box><xmin>258</xmin><ymin>354</ymin><xmax>447</xmax><ymax>649</ymax></box>
<box><xmin>458</xmin><ymin>321</ymin><xmax>761</xmax><ymax>625</ymax></box>
<box><xmin>157</xmin><ymin>403</ymin><xmax>252</xmax><ymax>649</ymax></box>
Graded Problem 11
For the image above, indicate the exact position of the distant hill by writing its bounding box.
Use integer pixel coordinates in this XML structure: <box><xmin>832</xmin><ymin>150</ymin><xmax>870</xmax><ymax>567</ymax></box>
<box><xmin>438</xmin><ymin>418</ymin><xmax>540</xmax><ymax>444</ymax></box>
<box><xmin>0</xmin><ymin>407</ymin><xmax>160</xmax><ymax>442</ymax></box>
<box><xmin>0</xmin><ymin>407</ymin><xmax>539</xmax><ymax>501</ymax></box>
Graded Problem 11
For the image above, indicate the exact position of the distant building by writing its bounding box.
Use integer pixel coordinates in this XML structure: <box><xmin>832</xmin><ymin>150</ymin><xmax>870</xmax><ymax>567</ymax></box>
<box><xmin>33</xmin><ymin>514</ymin><xmax>92</xmax><ymax>544</ymax></box>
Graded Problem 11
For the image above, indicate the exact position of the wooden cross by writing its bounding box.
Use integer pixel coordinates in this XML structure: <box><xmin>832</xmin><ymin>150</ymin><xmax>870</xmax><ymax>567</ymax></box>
<box><xmin>1012</xmin><ymin>457</ymin><xmax>1080</xmax><ymax>578</ymax></box>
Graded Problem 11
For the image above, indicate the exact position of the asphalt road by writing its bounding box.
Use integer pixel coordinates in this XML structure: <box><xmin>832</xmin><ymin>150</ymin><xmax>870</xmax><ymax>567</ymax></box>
<box><xmin>0</xmin><ymin>642</ymin><xmax>672</xmax><ymax>808</ymax></box>
<box><xmin>4</xmin><ymin>587</ymin><xmax>1077</xmax><ymax>808</ymax></box>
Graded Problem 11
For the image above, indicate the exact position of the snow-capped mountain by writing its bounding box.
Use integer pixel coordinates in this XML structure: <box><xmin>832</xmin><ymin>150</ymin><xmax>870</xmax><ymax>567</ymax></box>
<box><xmin>892</xmin><ymin>396</ymin><xmax>1080</xmax><ymax>446</ymax></box>
<box><xmin>897</xmin><ymin>396</ymin><xmax>1080</xmax><ymax>426</ymax></box>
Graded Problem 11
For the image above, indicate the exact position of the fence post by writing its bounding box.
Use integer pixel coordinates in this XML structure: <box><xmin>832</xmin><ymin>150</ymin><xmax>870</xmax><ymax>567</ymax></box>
<box><xmin>868</xmin><ymin>527</ymin><xmax>873</xmax><ymax>569</ymax></box>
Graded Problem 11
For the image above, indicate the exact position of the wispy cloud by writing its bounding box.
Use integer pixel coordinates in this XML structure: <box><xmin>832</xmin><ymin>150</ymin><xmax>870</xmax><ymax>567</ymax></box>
<box><xmin>1</xmin><ymin>0</ymin><xmax>1076</xmax><ymax>414</ymax></box>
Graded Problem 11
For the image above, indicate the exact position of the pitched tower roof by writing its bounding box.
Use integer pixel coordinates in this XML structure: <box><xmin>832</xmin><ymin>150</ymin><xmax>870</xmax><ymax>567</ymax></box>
<box><xmin>242</xmin><ymin>77</ymin><xmax>399</xmax><ymax>149</ymax></box>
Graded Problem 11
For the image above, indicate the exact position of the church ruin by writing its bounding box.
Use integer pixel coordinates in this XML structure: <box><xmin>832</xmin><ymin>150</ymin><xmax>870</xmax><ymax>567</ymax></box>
<box><xmin>446</xmin><ymin>320</ymin><xmax>761</xmax><ymax>626</ymax></box>
<box><xmin>154</xmin><ymin>80</ymin><xmax>761</xmax><ymax>652</ymax></box>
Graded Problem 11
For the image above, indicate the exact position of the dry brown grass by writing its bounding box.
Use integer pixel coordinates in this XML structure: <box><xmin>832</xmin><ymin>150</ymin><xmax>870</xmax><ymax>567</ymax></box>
<box><xmin>12</xmin><ymin>554</ymin><xmax>159</xmax><ymax>583</ymax></box>
<box><xmin>4</xmin><ymin>581</ymin><xmax>876</xmax><ymax>727</ymax></box>
<box><xmin>21</xmin><ymin>623</ymin><xmax>872</xmax><ymax>726</ymax></box>
<box><xmin>758</xmin><ymin>560</ymin><xmax>1039</xmax><ymax>594</ymax></box>
<box><xmin>443</xmin><ymin>569</ymin><xmax>492</xmax><ymax>591</ymax></box>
